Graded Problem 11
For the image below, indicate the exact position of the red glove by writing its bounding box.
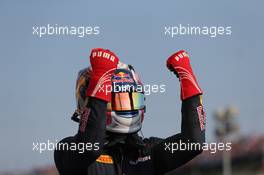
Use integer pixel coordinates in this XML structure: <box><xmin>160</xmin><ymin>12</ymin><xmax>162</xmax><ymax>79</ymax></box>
<box><xmin>167</xmin><ymin>50</ymin><xmax>202</xmax><ymax>100</ymax></box>
<box><xmin>86</xmin><ymin>48</ymin><xmax>119</xmax><ymax>102</ymax></box>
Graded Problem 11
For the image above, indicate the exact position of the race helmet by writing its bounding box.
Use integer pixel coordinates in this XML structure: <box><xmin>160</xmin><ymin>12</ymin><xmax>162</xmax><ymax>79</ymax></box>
<box><xmin>73</xmin><ymin>63</ymin><xmax>146</xmax><ymax>134</ymax></box>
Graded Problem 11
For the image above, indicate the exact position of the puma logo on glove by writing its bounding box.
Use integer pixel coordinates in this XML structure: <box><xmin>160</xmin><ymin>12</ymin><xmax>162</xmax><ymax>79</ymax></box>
<box><xmin>86</xmin><ymin>48</ymin><xmax>119</xmax><ymax>102</ymax></box>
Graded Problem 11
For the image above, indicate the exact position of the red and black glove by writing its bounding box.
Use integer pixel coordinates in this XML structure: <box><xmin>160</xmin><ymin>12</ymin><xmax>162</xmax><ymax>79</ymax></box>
<box><xmin>86</xmin><ymin>48</ymin><xmax>119</xmax><ymax>102</ymax></box>
<box><xmin>167</xmin><ymin>50</ymin><xmax>202</xmax><ymax>100</ymax></box>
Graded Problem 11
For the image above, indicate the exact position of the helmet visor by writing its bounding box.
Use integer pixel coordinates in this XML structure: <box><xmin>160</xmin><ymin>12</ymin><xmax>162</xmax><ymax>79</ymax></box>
<box><xmin>107</xmin><ymin>92</ymin><xmax>145</xmax><ymax>111</ymax></box>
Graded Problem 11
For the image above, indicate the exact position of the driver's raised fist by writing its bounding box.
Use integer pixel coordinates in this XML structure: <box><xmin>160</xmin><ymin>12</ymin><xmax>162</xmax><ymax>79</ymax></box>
<box><xmin>86</xmin><ymin>48</ymin><xmax>119</xmax><ymax>102</ymax></box>
<box><xmin>166</xmin><ymin>50</ymin><xmax>202</xmax><ymax>100</ymax></box>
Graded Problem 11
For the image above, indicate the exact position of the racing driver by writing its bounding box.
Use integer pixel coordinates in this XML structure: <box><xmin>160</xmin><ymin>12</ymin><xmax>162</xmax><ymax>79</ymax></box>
<box><xmin>54</xmin><ymin>48</ymin><xmax>206</xmax><ymax>175</ymax></box>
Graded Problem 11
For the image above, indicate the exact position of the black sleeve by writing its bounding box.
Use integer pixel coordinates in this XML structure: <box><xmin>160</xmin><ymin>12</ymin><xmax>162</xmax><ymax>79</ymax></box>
<box><xmin>54</xmin><ymin>97</ymin><xmax>107</xmax><ymax>175</ymax></box>
<box><xmin>150</xmin><ymin>95</ymin><xmax>206</xmax><ymax>175</ymax></box>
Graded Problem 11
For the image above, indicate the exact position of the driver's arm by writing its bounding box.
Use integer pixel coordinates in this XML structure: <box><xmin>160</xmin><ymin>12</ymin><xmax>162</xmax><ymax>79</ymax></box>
<box><xmin>54</xmin><ymin>48</ymin><xmax>119</xmax><ymax>174</ymax></box>
<box><xmin>150</xmin><ymin>50</ymin><xmax>206</xmax><ymax>175</ymax></box>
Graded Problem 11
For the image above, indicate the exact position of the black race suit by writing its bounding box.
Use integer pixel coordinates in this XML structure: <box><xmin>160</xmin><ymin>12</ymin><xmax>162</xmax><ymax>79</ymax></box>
<box><xmin>54</xmin><ymin>95</ymin><xmax>205</xmax><ymax>175</ymax></box>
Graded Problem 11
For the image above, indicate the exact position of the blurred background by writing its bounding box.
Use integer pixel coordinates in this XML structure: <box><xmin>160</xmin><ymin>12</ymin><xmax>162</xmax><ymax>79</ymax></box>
<box><xmin>0</xmin><ymin>0</ymin><xmax>263</xmax><ymax>174</ymax></box>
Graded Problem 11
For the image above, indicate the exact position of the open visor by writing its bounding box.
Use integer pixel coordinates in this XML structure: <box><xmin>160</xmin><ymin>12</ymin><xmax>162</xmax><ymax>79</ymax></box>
<box><xmin>107</xmin><ymin>92</ymin><xmax>145</xmax><ymax>111</ymax></box>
